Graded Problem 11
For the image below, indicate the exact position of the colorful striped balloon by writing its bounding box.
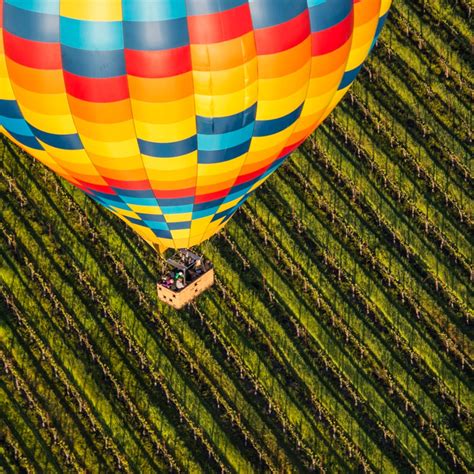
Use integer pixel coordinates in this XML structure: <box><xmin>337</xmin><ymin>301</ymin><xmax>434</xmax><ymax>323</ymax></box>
<box><xmin>0</xmin><ymin>0</ymin><xmax>391</xmax><ymax>252</ymax></box>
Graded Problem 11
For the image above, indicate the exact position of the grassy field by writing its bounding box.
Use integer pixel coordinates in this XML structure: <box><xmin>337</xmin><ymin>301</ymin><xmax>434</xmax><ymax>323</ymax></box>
<box><xmin>0</xmin><ymin>2</ymin><xmax>472</xmax><ymax>473</ymax></box>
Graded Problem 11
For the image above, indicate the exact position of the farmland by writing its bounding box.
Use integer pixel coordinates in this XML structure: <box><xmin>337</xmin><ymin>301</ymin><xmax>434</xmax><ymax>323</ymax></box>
<box><xmin>0</xmin><ymin>1</ymin><xmax>472</xmax><ymax>473</ymax></box>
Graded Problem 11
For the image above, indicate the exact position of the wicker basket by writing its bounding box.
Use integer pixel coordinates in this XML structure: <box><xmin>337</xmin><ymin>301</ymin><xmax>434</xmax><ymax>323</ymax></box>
<box><xmin>157</xmin><ymin>269</ymin><xmax>215</xmax><ymax>310</ymax></box>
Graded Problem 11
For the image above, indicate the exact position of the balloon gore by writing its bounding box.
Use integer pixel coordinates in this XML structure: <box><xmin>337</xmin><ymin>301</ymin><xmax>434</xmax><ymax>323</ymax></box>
<box><xmin>0</xmin><ymin>0</ymin><xmax>391</xmax><ymax>252</ymax></box>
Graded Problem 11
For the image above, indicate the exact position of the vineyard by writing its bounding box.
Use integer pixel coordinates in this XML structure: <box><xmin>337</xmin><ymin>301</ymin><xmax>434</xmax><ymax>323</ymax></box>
<box><xmin>0</xmin><ymin>1</ymin><xmax>472</xmax><ymax>473</ymax></box>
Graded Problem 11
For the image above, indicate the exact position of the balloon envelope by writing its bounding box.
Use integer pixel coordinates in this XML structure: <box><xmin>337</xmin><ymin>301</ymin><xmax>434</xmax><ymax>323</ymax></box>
<box><xmin>0</xmin><ymin>0</ymin><xmax>391</xmax><ymax>251</ymax></box>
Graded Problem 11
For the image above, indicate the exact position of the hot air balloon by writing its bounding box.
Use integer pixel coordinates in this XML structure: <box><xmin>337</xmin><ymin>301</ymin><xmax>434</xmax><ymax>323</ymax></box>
<box><xmin>0</xmin><ymin>0</ymin><xmax>391</xmax><ymax>308</ymax></box>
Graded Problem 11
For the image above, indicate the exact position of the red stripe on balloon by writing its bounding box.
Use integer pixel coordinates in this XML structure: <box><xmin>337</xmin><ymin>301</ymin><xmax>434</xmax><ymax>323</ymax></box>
<box><xmin>63</xmin><ymin>72</ymin><xmax>129</xmax><ymax>102</ymax></box>
<box><xmin>234</xmin><ymin>165</ymin><xmax>267</xmax><ymax>187</ymax></box>
<box><xmin>278</xmin><ymin>137</ymin><xmax>306</xmax><ymax>158</ymax></box>
<box><xmin>124</xmin><ymin>46</ymin><xmax>192</xmax><ymax>78</ymax></box>
<box><xmin>75</xmin><ymin>183</ymin><xmax>90</xmax><ymax>193</ymax></box>
<box><xmin>312</xmin><ymin>12</ymin><xmax>353</xmax><ymax>56</ymax></box>
<box><xmin>153</xmin><ymin>188</ymin><xmax>195</xmax><ymax>199</ymax></box>
<box><xmin>194</xmin><ymin>187</ymin><xmax>230</xmax><ymax>204</ymax></box>
<box><xmin>3</xmin><ymin>31</ymin><xmax>61</xmax><ymax>69</ymax></box>
<box><xmin>104</xmin><ymin>178</ymin><xmax>151</xmax><ymax>190</ymax></box>
<box><xmin>78</xmin><ymin>181</ymin><xmax>116</xmax><ymax>195</ymax></box>
<box><xmin>187</xmin><ymin>4</ymin><xmax>253</xmax><ymax>44</ymax></box>
<box><xmin>254</xmin><ymin>10</ymin><xmax>310</xmax><ymax>55</ymax></box>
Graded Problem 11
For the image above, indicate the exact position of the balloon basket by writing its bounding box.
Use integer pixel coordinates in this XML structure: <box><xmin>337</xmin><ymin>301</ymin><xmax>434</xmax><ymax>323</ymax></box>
<box><xmin>157</xmin><ymin>250</ymin><xmax>214</xmax><ymax>310</ymax></box>
<box><xmin>157</xmin><ymin>268</ymin><xmax>214</xmax><ymax>310</ymax></box>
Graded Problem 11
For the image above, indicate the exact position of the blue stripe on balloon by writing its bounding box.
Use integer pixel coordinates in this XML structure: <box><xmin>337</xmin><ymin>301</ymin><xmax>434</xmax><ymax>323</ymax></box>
<box><xmin>192</xmin><ymin>207</ymin><xmax>220</xmax><ymax>219</ymax></box>
<box><xmin>28</xmin><ymin>125</ymin><xmax>83</xmax><ymax>150</ymax></box>
<box><xmin>211</xmin><ymin>197</ymin><xmax>245</xmax><ymax>222</ymax></box>
<box><xmin>158</xmin><ymin>196</ymin><xmax>195</xmax><ymax>206</ymax></box>
<box><xmin>338</xmin><ymin>65</ymin><xmax>362</xmax><ymax>89</ymax></box>
<box><xmin>127</xmin><ymin>216</ymin><xmax>144</xmax><ymax>225</ymax></box>
<box><xmin>114</xmin><ymin>188</ymin><xmax>155</xmax><ymax>198</ymax></box>
<box><xmin>128</xmin><ymin>215</ymin><xmax>172</xmax><ymax>238</ymax></box>
<box><xmin>5</xmin><ymin>131</ymin><xmax>43</xmax><ymax>150</ymax></box>
<box><xmin>198</xmin><ymin>140</ymin><xmax>252</xmax><ymax>164</ymax></box>
<box><xmin>5</xmin><ymin>0</ymin><xmax>58</xmax><ymax>15</ymax></box>
<box><xmin>138</xmin><ymin>136</ymin><xmax>197</xmax><ymax>158</ymax></box>
<box><xmin>116</xmin><ymin>196</ymin><xmax>157</xmax><ymax>206</ymax></box>
<box><xmin>211</xmin><ymin>208</ymin><xmax>229</xmax><ymax>222</ymax></box>
<box><xmin>375</xmin><ymin>12</ymin><xmax>389</xmax><ymax>38</ymax></box>
<box><xmin>60</xmin><ymin>17</ymin><xmax>124</xmax><ymax>51</ymax></box>
<box><xmin>123</xmin><ymin>18</ymin><xmax>189</xmax><ymax>51</ymax></box>
<box><xmin>222</xmin><ymin>206</ymin><xmax>239</xmax><ymax>223</ymax></box>
<box><xmin>308</xmin><ymin>0</ymin><xmax>352</xmax><ymax>32</ymax></box>
<box><xmin>370</xmin><ymin>12</ymin><xmax>389</xmax><ymax>50</ymax></box>
<box><xmin>61</xmin><ymin>46</ymin><xmax>126</xmax><ymax>78</ymax></box>
<box><xmin>254</xmin><ymin>104</ymin><xmax>304</xmax><ymax>136</ymax></box>
<box><xmin>168</xmin><ymin>221</ymin><xmax>191</xmax><ymax>230</ymax></box>
<box><xmin>136</xmin><ymin>213</ymin><xmax>166</xmax><ymax>223</ymax></box>
<box><xmin>248</xmin><ymin>0</ymin><xmax>307</xmax><ymax>29</ymax></box>
<box><xmin>3</xmin><ymin>3</ymin><xmax>58</xmax><ymax>42</ymax></box>
<box><xmin>92</xmin><ymin>194</ymin><xmax>131</xmax><ymax>211</ymax></box>
<box><xmin>150</xmin><ymin>228</ymin><xmax>173</xmax><ymax>239</ymax></box>
<box><xmin>122</xmin><ymin>0</ymin><xmax>187</xmax><ymax>22</ymax></box>
<box><xmin>193</xmin><ymin>200</ymin><xmax>223</xmax><ymax>212</ymax></box>
<box><xmin>222</xmin><ymin>182</ymin><xmax>253</xmax><ymax>205</ymax></box>
<box><xmin>196</xmin><ymin>103</ymin><xmax>257</xmax><ymax>134</ymax></box>
<box><xmin>157</xmin><ymin>203</ymin><xmax>194</xmax><ymax>214</ymax></box>
<box><xmin>0</xmin><ymin>100</ymin><xmax>23</xmax><ymax>119</ymax></box>
<box><xmin>0</xmin><ymin>116</ymin><xmax>32</xmax><ymax>136</ymax></box>
<box><xmin>198</xmin><ymin>122</ymin><xmax>255</xmax><ymax>151</ymax></box>
<box><xmin>139</xmin><ymin>219</ymin><xmax>169</xmax><ymax>231</ymax></box>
